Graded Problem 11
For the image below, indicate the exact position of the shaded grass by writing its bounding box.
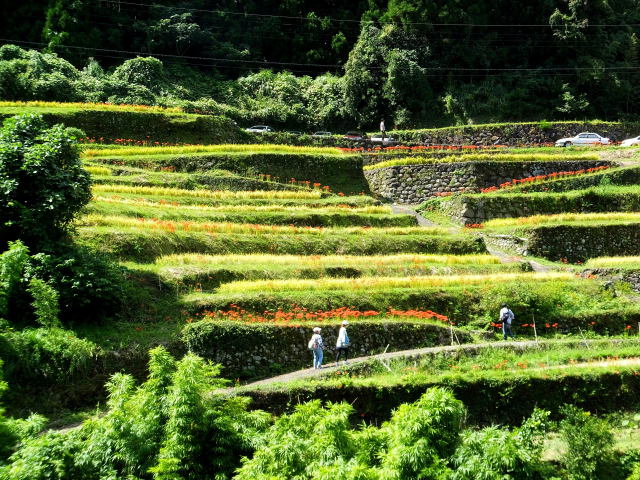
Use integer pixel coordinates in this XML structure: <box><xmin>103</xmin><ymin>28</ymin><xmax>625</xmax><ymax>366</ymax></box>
<box><xmin>131</xmin><ymin>253</ymin><xmax>526</xmax><ymax>289</ymax></box>
<box><xmin>77</xmin><ymin>226</ymin><xmax>485</xmax><ymax>261</ymax></box>
<box><xmin>85</xmin><ymin>200</ymin><xmax>415</xmax><ymax>228</ymax></box>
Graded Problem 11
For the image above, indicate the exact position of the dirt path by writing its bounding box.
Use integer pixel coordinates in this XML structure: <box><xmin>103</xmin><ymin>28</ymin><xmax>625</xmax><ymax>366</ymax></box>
<box><xmin>241</xmin><ymin>341</ymin><xmax>640</xmax><ymax>390</ymax></box>
<box><xmin>390</xmin><ymin>204</ymin><xmax>437</xmax><ymax>227</ymax></box>
<box><xmin>483</xmin><ymin>240</ymin><xmax>553</xmax><ymax>273</ymax></box>
<box><xmin>240</xmin><ymin>339</ymin><xmax>594</xmax><ymax>388</ymax></box>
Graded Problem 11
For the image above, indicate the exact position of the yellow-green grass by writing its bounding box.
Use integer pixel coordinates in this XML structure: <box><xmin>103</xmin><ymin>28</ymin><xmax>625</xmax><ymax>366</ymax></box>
<box><xmin>86</xmin><ymin>199</ymin><xmax>413</xmax><ymax>227</ymax></box>
<box><xmin>216</xmin><ymin>272</ymin><xmax>574</xmax><ymax>294</ymax></box>
<box><xmin>90</xmin><ymin>196</ymin><xmax>391</xmax><ymax>214</ymax></box>
<box><xmin>85</xmin><ymin>166</ymin><xmax>112</xmax><ymax>176</ymax></box>
<box><xmin>79</xmin><ymin>214</ymin><xmax>451</xmax><ymax>236</ymax></box>
<box><xmin>483</xmin><ymin>212</ymin><xmax>640</xmax><ymax>230</ymax></box>
<box><xmin>156</xmin><ymin>253</ymin><xmax>503</xmax><ymax>267</ymax></box>
<box><xmin>93</xmin><ymin>191</ymin><xmax>378</xmax><ymax>208</ymax></box>
<box><xmin>251</xmin><ymin>338</ymin><xmax>640</xmax><ymax>391</ymax></box>
<box><xmin>0</xmin><ymin>100</ymin><xmax>184</xmax><ymax>114</ymax></box>
<box><xmin>84</xmin><ymin>144</ymin><xmax>345</xmax><ymax>158</ymax></box>
<box><xmin>92</xmin><ymin>184</ymin><xmax>327</xmax><ymax>199</ymax></box>
<box><xmin>364</xmin><ymin>153</ymin><xmax>600</xmax><ymax>170</ymax></box>
<box><xmin>138</xmin><ymin>254</ymin><xmax>522</xmax><ymax>287</ymax></box>
<box><xmin>584</xmin><ymin>256</ymin><xmax>640</xmax><ymax>269</ymax></box>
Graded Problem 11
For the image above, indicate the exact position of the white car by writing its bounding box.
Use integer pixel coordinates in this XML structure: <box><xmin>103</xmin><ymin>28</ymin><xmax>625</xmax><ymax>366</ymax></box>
<box><xmin>554</xmin><ymin>132</ymin><xmax>610</xmax><ymax>147</ymax></box>
<box><xmin>311</xmin><ymin>131</ymin><xmax>332</xmax><ymax>138</ymax></box>
<box><xmin>245</xmin><ymin>125</ymin><xmax>274</xmax><ymax>133</ymax></box>
<box><xmin>621</xmin><ymin>135</ymin><xmax>640</xmax><ymax>147</ymax></box>
<box><xmin>370</xmin><ymin>134</ymin><xmax>397</xmax><ymax>146</ymax></box>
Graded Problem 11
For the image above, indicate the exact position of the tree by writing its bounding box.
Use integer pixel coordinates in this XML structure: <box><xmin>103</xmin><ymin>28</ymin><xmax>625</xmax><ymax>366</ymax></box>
<box><xmin>0</xmin><ymin>114</ymin><xmax>91</xmax><ymax>249</ymax></box>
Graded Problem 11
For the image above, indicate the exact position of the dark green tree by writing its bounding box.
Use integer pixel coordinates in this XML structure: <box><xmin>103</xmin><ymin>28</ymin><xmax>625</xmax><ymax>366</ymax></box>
<box><xmin>0</xmin><ymin>114</ymin><xmax>91</xmax><ymax>249</ymax></box>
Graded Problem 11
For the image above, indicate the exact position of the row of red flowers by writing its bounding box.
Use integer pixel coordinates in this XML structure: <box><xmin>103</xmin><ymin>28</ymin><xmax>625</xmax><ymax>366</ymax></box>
<box><xmin>191</xmin><ymin>305</ymin><xmax>450</xmax><ymax>325</ymax></box>
<box><xmin>79</xmin><ymin>136</ymin><xmax>185</xmax><ymax>146</ymax></box>
<box><xmin>479</xmin><ymin>165</ymin><xmax>611</xmax><ymax>193</ymax></box>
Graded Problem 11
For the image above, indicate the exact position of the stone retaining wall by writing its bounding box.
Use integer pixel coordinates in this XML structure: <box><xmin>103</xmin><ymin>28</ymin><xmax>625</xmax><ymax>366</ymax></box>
<box><xmin>487</xmin><ymin>224</ymin><xmax>640</xmax><ymax>263</ymax></box>
<box><xmin>392</xmin><ymin>121</ymin><xmax>640</xmax><ymax>146</ymax></box>
<box><xmin>364</xmin><ymin>160</ymin><xmax>614</xmax><ymax>204</ymax></box>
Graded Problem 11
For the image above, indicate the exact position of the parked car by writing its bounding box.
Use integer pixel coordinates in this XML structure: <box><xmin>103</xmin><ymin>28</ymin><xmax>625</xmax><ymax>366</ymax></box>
<box><xmin>245</xmin><ymin>125</ymin><xmax>274</xmax><ymax>133</ymax></box>
<box><xmin>342</xmin><ymin>131</ymin><xmax>367</xmax><ymax>141</ymax></box>
<box><xmin>370</xmin><ymin>133</ymin><xmax>397</xmax><ymax>146</ymax></box>
<box><xmin>311</xmin><ymin>131</ymin><xmax>332</xmax><ymax>138</ymax></box>
<box><xmin>621</xmin><ymin>135</ymin><xmax>640</xmax><ymax>147</ymax></box>
<box><xmin>554</xmin><ymin>132</ymin><xmax>610</xmax><ymax>147</ymax></box>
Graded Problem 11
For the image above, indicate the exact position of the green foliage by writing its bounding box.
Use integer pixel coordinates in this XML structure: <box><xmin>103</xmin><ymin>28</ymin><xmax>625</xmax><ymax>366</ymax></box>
<box><xmin>236</xmin><ymin>387</ymin><xmax>464</xmax><ymax>480</ymax></box>
<box><xmin>560</xmin><ymin>405</ymin><xmax>618</xmax><ymax>480</ymax></box>
<box><xmin>0</xmin><ymin>114</ymin><xmax>91</xmax><ymax>248</ymax></box>
<box><xmin>5</xmin><ymin>347</ymin><xmax>270</xmax><ymax>480</ymax></box>
<box><xmin>451</xmin><ymin>409</ymin><xmax>550</xmax><ymax>480</ymax></box>
<box><xmin>112</xmin><ymin>57</ymin><xmax>167</xmax><ymax>93</ymax></box>
<box><xmin>0</xmin><ymin>327</ymin><xmax>95</xmax><ymax>384</ymax></box>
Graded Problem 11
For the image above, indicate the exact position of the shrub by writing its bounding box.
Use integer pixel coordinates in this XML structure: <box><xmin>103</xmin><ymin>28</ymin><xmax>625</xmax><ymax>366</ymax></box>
<box><xmin>451</xmin><ymin>409</ymin><xmax>550</xmax><ymax>480</ymax></box>
<box><xmin>559</xmin><ymin>405</ymin><xmax>618</xmax><ymax>480</ymax></box>
<box><xmin>0</xmin><ymin>114</ymin><xmax>91</xmax><ymax>248</ymax></box>
<box><xmin>0</xmin><ymin>328</ymin><xmax>96</xmax><ymax>385</ymax></box>
<box><xmin>111</xmin><ymin>57</ymin><xmax>167</xmax><ymax>93</ymax></box>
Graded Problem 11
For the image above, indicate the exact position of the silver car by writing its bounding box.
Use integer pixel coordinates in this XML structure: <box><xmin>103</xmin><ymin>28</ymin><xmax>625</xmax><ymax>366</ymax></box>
<box><xmin>621</xmin><ymin>135</ymin><xmax>640</xmax><ymax>147</ymax></box>
<box><xmin>245</xmin><ymin>125</ymin><xmax>274</xmax><ymax>133</ymax></box>
<box><xmin>554</xmin><ymin>132</ymin><xmax>610</xmax><ymax>147</ymax></box>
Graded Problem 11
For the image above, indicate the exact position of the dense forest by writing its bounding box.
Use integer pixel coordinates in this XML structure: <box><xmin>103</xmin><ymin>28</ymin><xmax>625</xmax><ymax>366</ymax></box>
<box><xmin>1</xmin><ymin>0</ymin><xmax>640</xmax><ymax>129</ymax></box>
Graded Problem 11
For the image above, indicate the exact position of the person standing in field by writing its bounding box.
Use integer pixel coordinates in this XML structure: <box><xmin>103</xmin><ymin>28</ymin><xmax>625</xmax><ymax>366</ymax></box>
<box><xmin>500</xmin><ymin>303</ymin><xmax>515</xmax><ymax>340</ymax></box>
<box><xmin>308</xmin><ymin>327</ymin><xmax>324</xmax><ymax>369</ymax></box>
<box><xmin>380</xmin><ymin>118</ymin><xmax>386</xmax><ymax>142</ymax></box>
<box><xmin>335</xmin><ymin>320</ymin><xmax>350</xmax><ymax>366</ymax></box>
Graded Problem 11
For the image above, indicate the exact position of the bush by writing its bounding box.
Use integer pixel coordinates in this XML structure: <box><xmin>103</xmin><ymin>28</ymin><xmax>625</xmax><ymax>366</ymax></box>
<box><xmin>0</xmin><ymin>114</ymin><xmax>91</xmax><ymax>248</ymax></box>
<box><xmin>0</xmin><ymin>328</ymin><xmax>96</xmax><ymax>385</ymax></box>
<box><xmin>560</xmin><ymin>405</ymin><xmax>618</xmax><ymax>480</ymax></box>
<box><xmin>451</xmin><ymin>409</ymin><xmax>550</xmax><ymax>480</ymax></box>
<box><xmin>112</xmin><ymin>57</ymin><xmax>168</xmax><ymax>93</ymax></box>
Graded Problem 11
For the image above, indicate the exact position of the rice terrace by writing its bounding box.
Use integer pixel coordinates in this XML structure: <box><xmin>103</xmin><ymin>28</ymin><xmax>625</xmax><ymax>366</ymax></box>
<box><xmin>2</xmin><ymin>2</ymin><xmax>640</xmax><ymax>479</ymax></box>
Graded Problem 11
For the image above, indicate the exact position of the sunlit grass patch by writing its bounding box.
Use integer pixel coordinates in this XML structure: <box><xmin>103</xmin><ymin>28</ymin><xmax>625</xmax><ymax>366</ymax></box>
<box><xmin>84</xmin><ymin>144</ymin><xmax>345</xmax><ymax>158</ymax></box>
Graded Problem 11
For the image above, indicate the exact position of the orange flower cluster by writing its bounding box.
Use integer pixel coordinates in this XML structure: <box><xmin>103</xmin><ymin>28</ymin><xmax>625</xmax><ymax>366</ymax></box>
<box><xmin>340</xmin><ymin>144</ymin><xmax>508</xmax><ymax>153</ymax></box>
<box><xmin>464</xmin><ymin>224</ymin><xmax>484</xmax><ymax>229</ymax></box>
<box><xmin>479</xmin><ymin>166</ymin><xmax>610</xmax><ymax>193</ymax></box>
<box><xmin>79</xmin><ymin>136</ymin><xmax>183</xmax><ymax>146</ymax></box>
<box><xmin>193</xmin><ymin>305</ymin><xmax>449</xmax><ymax>325</ymax></box>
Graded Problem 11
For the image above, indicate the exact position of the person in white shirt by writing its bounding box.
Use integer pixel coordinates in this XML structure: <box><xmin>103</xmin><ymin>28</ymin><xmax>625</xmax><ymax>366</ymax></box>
<box><xmin>499</xmin><ymin>303</ymin><xmax>515</xmax><ymax>340</ymax></box>
<box><xmin>335</xmin><ymin>320</ymin><xmax>350</xmax><ymax>366</ymax></box>
<box><xmin>380</xmin><ymin>119</ymin><xmax>386</xmax><ymax>141</ymax></box>
<box><xmin>308</xmin><ymin>327</ymin><xmax>324</xmax><ymax>369</ymax></box>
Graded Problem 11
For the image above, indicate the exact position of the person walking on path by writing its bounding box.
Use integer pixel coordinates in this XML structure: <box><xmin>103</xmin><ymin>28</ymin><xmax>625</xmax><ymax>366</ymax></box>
<box><xmin>500</xmin><ymin>303</ymin><xmax>515</xmax><ymax>340</ymax></box>
<box><xmin>308</xmin><ymin>327</ymin><xmax>325</xmax><ymax>369</ymax></box>
<box><xmin>335</xmin><ymin>320</ymin><xmax>350</xmax><ymax>366</ymax></box>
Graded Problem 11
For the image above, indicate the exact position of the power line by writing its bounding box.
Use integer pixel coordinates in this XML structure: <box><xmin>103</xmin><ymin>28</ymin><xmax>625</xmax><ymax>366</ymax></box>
<box><xmin>109</xmin><ymin>0</ymin><xmax>640</xmax><ymax>28</ymax></box>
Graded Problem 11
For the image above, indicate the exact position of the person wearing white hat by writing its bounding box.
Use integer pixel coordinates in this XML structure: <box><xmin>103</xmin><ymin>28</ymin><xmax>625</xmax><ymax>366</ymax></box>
<box><xmin>308</xmin><ymin>327</ymin><xmax>325</xmax><ymax>369</ymax></box>
<box><xmin>335</xmin><ymin>320</ymin><xmax>350</xmax><ymax>366</ymax></box>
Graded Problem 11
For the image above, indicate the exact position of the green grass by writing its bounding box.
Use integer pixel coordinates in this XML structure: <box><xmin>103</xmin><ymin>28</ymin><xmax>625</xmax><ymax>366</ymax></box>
<box><xmin>364</xmin><ymin>153</ymin><xmax>600</xmax><ymax>170</ymax></box>
<box><xmin>77</xmin><ymin>225</ymin><xmax>484</xmax><ymax>261</ymax></box>
<box><xmin>130</xmin><ymin>253</ymin><xmax>526</xmax><ymax>290</ymax></box>
<box><xmin>246</xmin><ymin>337</ymin><xmax>640</xmax><ymax>390</ymax></box>
<box><xmin>584</xmin><ymin>256</ymin><xmax>640</xmax><ymax>269</ymax></box>
<box><xmin>216</xmin><ymin>272</ymin><xmax>574</xmax><ymax>294</ymax></box>
<box><xmin>92</xmin><ymin>184</ymin><xmax>329</xmax><ymax>199</ymax></box>
<box><xmin>84</xmin><ymin>144</ymin><xmax>345</xmax><ymax>157</ymax></box>
<box><xmin>0</xmin><ymin>100</ymin><xmax>185</xmax><ymax>114</ymax></box>
<box><xmin>482</xmin><ymin>212</ymin><xmax>640</xmax><ymax>231</ymax></box>
<box><xmin>85</xmin><ymin>200</ymin><xmax>416</xmax><ymax>228</ymax></box>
